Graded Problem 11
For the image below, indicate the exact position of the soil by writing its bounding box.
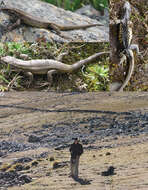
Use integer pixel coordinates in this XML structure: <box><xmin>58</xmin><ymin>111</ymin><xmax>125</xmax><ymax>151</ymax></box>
<box><xmin>0</xmin><ymin>92</ymin><xmax>148</xmax><ymax>190</ymax></box>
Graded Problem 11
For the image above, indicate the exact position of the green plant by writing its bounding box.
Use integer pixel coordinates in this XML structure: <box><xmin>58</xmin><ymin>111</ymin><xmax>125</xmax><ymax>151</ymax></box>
<box><xmin>42</xmin><ymin>0</ymin><xmax>108</xmax><ymax>11</ymax></box>
<box><xmin>43</xmin><ymin>0</ymin><xmax>82</xmax><ymax>11</ymax></box>
<box><xmin>6</xmin><ymin>42</ymin><xmax>31</xmax><ymax>56</ymax></box>
<box><xmin>90</xmin><ymin>0</ymin><xmax>108</xmax><ymax>10</ymax></box>
<box><xmin>0</xmin><ymin>44</ymin><xmax>5</xmax><ymax>56</ymax></box>
<box><xmin>82</xmin><ymin>63</ymin><xmax>109</xmax><ymax>91</ymax></box>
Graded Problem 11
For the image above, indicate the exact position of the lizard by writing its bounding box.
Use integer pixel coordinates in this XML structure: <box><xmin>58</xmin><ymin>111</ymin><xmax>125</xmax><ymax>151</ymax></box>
<box><xmin>0</xmin><ymin>6</ymin><xmax>103</xmax><ymax>39</ymax></box>
<box><xmin>0</xmin><ymin>51</ymin><xmax>110</xmax><ymax>86</ymax></box>
<box><xmin>116</xmin><ymin>1</ymin><xmax>141</xmax><ymax>91</ymax></box>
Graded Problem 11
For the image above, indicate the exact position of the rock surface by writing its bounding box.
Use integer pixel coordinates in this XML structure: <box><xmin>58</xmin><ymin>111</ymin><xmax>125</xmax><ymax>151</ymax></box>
<box><xmin>0</xmin><ymin>0</ymin><xmax>109</xmax><ymax>42</ymax></box>
<box><xmin>0</xmin><ymin>171</ymin><xmax>32</xmax><ymax>187</ymax></box>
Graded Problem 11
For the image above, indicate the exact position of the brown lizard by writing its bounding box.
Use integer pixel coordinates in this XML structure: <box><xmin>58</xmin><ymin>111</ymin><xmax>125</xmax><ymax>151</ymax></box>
<box><xmin>0</xmin><ymin>6</ymin><xmax>103</xmax><ymax>38</ymax></box>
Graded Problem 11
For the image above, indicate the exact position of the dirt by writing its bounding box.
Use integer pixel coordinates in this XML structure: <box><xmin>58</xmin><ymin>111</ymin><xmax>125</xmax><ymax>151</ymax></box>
<box><xmin>0</xmin><ymin>92</ymin><xmax>148</xmax><ymax>190</ymax></box>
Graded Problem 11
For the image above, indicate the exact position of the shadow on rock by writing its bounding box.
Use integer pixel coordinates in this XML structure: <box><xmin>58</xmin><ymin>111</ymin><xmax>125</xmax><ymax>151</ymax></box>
<box><xmin>73</xmin><ymin>177</ymin><xmax>92</xmax><ymax>185</ymax></box>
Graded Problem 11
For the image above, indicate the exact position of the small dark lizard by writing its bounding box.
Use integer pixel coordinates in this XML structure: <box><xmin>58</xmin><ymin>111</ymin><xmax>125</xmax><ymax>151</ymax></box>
<box><xmin>0</xmin><ymin>6</ymin><xmax>103</xmax><ymax>39</ymax></box>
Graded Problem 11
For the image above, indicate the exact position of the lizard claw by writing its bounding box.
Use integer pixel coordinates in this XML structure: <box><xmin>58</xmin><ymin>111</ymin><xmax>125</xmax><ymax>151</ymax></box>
<box><xmin>119</xmin><ymin>53</ymin><xmax>126</xmax><ymax>68</ymax></box>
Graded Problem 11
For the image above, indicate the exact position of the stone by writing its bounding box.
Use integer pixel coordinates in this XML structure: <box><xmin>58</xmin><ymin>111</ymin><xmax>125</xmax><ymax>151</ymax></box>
<box><xmin>101</xmin><ymin>166</ymin><xmax>116</xmax><ymax>176</ymax></box>
<box><xmin>13</xmin><ymin>157</ymin><xmax>32</xmax><ymax>164</ymax></box>
<box><xmin>28</xmin><ymin>135</ymin><xmax>41</xmax><ymax>143</ymax></box>
<box><xmin>53</xmin><ymin>161</ymin><xmax>68</xmax><ymax>169</ymax></box>
<box><xmin>106</xmin><ymin>152</ymin><xmax>111</xmax><ymax>156</ymax></box>
<box><xmin>50</xmin><ymin>156</ymin><xmax>55</xmax><ymax>161</ymax></box>
<box><xmin>31</xmin><ymin>161</ymin><xmax>38</xmax><ymax>166</ymax></box>
<box><xmin>19</xmin><ymin>175</ymin><xmax>32</xmax><ymax>183</ymax></box>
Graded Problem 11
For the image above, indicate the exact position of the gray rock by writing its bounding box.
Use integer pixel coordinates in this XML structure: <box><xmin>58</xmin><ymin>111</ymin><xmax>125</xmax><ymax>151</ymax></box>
<box><xmin>18</xmin><ymin>174</ymin><xmax>32</xmax><ymax>183</ymax></box>
<box><xmin>53</xmin><ymin>161</ymin><xmax>68</xmax><ymax>169</ymax></box>
<box><xmin>109</xmin><ymin>82</ymin><xmax>122</xmax><ymax>91</ymax></box>
<box><xmin>76</xmin><ymin>5</ymin><xmax>109</xmax><ymax>26</ymax></box>
<box><xmin>101</xmin><ymin>166</ymin><xmax>116</xmax><ymax>176</ymax></box>
<box><xmin>28</xmin><ymin>135</ymin><xmax>41</xmax><ymax>143</ymax></box>
<box><xmin>13</xmin><ymin>157</ymin><xmax>32</xmax><ymax>164</ymax></box>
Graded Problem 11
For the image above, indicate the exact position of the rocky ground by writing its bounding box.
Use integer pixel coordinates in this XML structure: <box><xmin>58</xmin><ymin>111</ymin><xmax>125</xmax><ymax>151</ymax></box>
<box><xmin>0</xmin><ymin>92</ymin><xmax>148</xmax><ymax>189</ymax></box>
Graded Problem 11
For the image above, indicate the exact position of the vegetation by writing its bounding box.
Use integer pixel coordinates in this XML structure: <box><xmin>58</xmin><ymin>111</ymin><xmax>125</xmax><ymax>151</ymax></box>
<box><xmin>82</xmin><ymin>64</ymin><xmax>109</xmax><ymax>91</ymax></box>
<box><xmin>0</xmin><ymin>42</ymin><xmax>109</xmax><ymax>92</ymax></box>
<box><xmin>42</xmin><ymin>0</ymin><xmax>108</xmax><ymax>11</ymax></box>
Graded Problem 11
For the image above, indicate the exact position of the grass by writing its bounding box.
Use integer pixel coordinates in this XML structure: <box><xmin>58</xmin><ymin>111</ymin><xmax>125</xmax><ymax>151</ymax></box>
<box><xmin>42</xmin><ymin>0</ymin><xmax>109</xmax><ymax>11</ymax></box>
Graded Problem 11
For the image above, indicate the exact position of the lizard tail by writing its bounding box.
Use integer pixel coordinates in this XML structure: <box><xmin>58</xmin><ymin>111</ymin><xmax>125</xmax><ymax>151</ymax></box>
<box><xmin>60</xmin><ymin>23</ymin><xmax>103</xmax><ymax>31</ymax></box>
<box><xmin>118</xmin><ymin>50</ymin><xmax>134</xmax><ymax>91</ymax></box>
<box><xmin>70</xmin><ymin>51</ymin><xmax>110</xmax><ymax>72</ymax></box>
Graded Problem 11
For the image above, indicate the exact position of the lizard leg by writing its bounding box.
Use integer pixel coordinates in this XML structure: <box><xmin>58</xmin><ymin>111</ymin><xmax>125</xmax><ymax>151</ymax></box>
<box><xmin>47</xmin><ymin>70</ymin><xmax>57</xmax><ymax>86</ymax></box>
<box><xmin>119</xmin><ymin>53</ymin><xmax>127</xmax><ymax>67</ymax></box>
<box><xmin>130</xmin><ymin>44</ymin><xmax>140</xmax><ymax>54</ymax></box>
<box><xmin>7</xmin><ymin>18</ymin><xmax>21</xmax><ymax>31</ymax></box>
<box><xmin>130</xmin><ymin>44</ymin><xmax>143</xmax><ymax>59</ymax></box>
<box><xmin>25</xmin><ymin>72</ymin><xmax>33</xmax><ymax>87</ymax></box>
<box><xmin>56</xmin><ymin>52</ymin><xmax>69</xmax><ymax>61</ymax></box>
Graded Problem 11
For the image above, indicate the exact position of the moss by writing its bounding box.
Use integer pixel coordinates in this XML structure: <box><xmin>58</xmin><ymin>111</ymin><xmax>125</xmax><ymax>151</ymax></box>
<box><xmin>5</xmin><ymin>163</ymin><xmax>24</xmax><ymax>172</ymax></box>
<box><xmin>0</xmin><ymin>163</ymin><xmax>11</xmax><ymax>172</ymax></box>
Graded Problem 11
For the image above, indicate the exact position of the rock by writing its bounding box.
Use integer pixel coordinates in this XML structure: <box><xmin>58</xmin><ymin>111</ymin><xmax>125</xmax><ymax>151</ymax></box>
<box><xmin>14</xmin><ymin>164</ymin><xmax>24</xmax><ymax>171</ymax></box>
<box><xmin>39</xmin><ymin>152</ymin><xmax>49</xmax><ymax>158</ymax></box>
<box><xmin>28</xmin><ymin>135</ymin><xmax>41</xmax><ymax>143</ymax></box>
<box><xmin>19</xmin><ymin>175</ymin><xmax>32</xmax><ymax>183</ymax></box>
<box><xmin>0</xmin><ymin>151</ymin><xmax>6</xmax><ymax>157</ymax></box>
<box><xmin>46</xmin><ymin>172</ymin><xmax>51</xmax><ymax>176</ymax></box>
<box><xmin>101</xmin><ymin>166</ymin><xmax>116</xmax><ymax>176</ymax></box>
<box><xmin>31</xmin><ymin>161</ymin><xmax>38</xmax><ymax>166</ymax></box>
<box><xmin>0</xmin><ymin>141</ymin><xmax>36</xmax><ymax>153</ymax></box>
<box><xmin>82</xmin><ymin>139</ymin><xmax>89</xmax><ymax>145</ymax></box>
<box><xmin>53</xmin><ymin>161</ymin><xmax>68</xmax><ymax>169</ymax></box>
<box><xmin>49</xmin><ymin>156</ymin><xmax>55</xmax><ymax>161</ymax></box>
<box><xmin>106</xmin><ymin>152</ymin><xmax>111</xmax><ymax>156</ymax></box>
<box><xmin>13</xmin><ymin>157</ymin><xmax>32</xmax><ymax>164</ymax></box>
<box><xmin>109</xmin><ymin>82</ymin><xmax>122</xmax><ymax>91</ymax></box>
<box><xmin>0</xmin><ymin>171</ymin><xmax>27</xmax><ymax>187</ymax></box>
<box><xmin>24</xmin><ymin>165</ymin><xmax>30</xmax><ymax>170</ymax></box>
<box><xmin>54</xmin><ymin>144</ymin><xmax>68</xmax><ymax>150</ymax></box>
<box><xmin>76</xmin><ymin>5</ymin><xmax>109</xmax><ymax>26</ymax></box>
